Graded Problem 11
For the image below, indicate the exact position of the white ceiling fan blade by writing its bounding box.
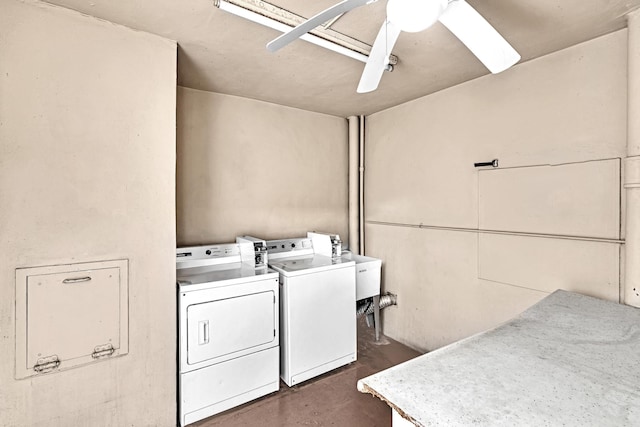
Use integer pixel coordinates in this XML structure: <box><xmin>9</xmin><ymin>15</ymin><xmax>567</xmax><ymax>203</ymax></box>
<box><xmin>438</xmin><ymin>0</ymin><xmax>520</xmax><ymax>74</ymax></box>
<box><xmin>267</xmin><ymin>0</ymin><xmax>373</xmax><ymax>52</ymax></box>
<box><xmin>357</xmin><ymin>20</ymin><xmax>401</xmax><ymax>93</ymax></box>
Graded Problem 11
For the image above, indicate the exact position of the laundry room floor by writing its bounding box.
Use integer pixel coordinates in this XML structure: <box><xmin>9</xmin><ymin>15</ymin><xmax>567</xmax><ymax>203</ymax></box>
<box><xmin>190</xmin><ymin>318</ymin><xmax>422</xmax><ymax>427</ymax></box>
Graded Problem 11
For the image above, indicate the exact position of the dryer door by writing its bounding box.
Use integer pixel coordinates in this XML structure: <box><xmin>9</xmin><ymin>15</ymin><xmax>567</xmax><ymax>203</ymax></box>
<box><xmin>187</xmin><ymin>290</ymin><xmax>276</xmax><ymax>365</ymax></box>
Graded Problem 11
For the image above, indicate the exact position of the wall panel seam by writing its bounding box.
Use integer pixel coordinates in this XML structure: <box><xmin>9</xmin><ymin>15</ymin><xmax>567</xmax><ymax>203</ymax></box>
<box><xmin>366</xmin><ymin>221</ymin><xmax>625</xmax><ymax>244</ymax></box>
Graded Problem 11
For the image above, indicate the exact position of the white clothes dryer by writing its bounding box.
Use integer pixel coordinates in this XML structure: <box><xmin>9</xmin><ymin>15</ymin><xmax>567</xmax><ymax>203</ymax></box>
<box><xmin>176</xmin><ymin>243</ymin><xmax>279</xmax><ymax>426</ymax></box>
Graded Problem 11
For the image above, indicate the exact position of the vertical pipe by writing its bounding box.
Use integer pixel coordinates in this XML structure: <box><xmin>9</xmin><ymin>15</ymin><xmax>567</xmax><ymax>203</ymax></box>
<box><xmin>625</xmin><ymin>10</ymin><xmax>640</xmax><ymax>307</ymax></box>
<box><xmin>359</xmin><ymin>115</ymin><xmax>366</xmax><ymax>255</ymax></box>
<box><xmin>348</xmin><ymin>116</ymin><xmax>360</xmax><ymax>254</ymax></box>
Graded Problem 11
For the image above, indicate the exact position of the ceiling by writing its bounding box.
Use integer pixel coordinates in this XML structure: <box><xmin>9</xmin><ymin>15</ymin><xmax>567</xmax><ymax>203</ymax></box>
<box><xmin>43</xmin><ymin>0</ymin><xmax>640</xmax><ymax>117</ymax></box>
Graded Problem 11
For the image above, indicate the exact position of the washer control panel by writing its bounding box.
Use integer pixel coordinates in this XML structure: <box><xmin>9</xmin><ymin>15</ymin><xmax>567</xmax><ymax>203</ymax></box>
<box><xmin>265</xmin><ymin>238</ymin><xmax>313</xmax><ymax>255</ymax></box>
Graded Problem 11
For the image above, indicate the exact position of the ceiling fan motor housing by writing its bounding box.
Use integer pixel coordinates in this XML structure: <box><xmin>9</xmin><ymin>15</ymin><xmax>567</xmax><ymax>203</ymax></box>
<box><xmin>387</xmin><ymin>0</ymin><xmax>448</xmax><ymax>33</ymax></box>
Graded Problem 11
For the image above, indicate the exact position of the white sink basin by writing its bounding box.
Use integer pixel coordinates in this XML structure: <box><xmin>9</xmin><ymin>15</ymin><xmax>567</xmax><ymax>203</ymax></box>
<box><xmin>341</xmin><ymin>251</ymin><xmax>381</xmax><ymax>301</ymax></box>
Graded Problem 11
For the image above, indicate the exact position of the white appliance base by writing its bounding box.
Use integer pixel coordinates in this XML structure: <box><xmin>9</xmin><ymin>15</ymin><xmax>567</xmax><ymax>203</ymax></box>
<box><xmin>284</xmin><ymin>352</ymin><xmax>356</xmax><ymax>387</ymax></box>
<box><xmin>180</xmin><ymin>346</ymin><xmax>279</xmax><ymax>426</ymax></box>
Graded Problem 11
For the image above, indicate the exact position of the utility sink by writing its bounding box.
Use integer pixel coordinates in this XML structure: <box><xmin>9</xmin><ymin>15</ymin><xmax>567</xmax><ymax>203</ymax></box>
<box><xmin>341</xmin><ymin>251</ymin><xmax>381</xmax><ymax>301</ymax></box>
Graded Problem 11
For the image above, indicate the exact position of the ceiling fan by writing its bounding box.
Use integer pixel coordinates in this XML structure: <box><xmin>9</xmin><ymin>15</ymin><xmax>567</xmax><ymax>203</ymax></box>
<box><xmin>266</xmin><ymin>0</ymin><xmax>521</xmax><ymax>93</ymax></box>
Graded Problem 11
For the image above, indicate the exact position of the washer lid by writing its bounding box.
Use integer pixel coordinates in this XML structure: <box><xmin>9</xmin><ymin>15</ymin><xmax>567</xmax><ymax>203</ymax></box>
<box><xmin>269</xmin><ymin>254</ymin><xmax>355</xmax><ymax>276</ymax></box>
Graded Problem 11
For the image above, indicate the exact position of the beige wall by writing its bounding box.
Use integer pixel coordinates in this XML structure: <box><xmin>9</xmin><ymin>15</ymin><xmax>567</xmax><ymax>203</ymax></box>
<box><xmin>365</xmin><ymin>30</ymin><xmax>628</xmax><ymax>352</ymax></box>
<box><xmin>177</xmin><ymin>87</ymin><xmax>349</xmax><ymax>245</ymax></box>
<box><xmin>0</xmin><ymin>1</ymin><xmax>177</xmax><ymax>425</ymax></box>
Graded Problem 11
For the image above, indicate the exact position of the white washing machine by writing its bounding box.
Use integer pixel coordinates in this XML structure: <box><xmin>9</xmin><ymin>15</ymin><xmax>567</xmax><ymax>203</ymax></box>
<box><xmin>308</xmin><ymin>232</ymin><xmax>383</xmax><ymax>340</ymax></box>
<box><xmin>176</xmin><ymin>242</ymin><xmax>279</xmax><ymax>426</ymax></box>
<box><xmin>264</xmin><ymin>237</ymin><xmax>357</xmax><ymax>387</ymax></box>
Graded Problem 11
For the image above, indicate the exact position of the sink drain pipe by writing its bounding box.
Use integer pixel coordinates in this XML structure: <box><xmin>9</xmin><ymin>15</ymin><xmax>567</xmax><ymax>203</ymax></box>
<box><xmin>357</xmin><ymin>293</ymin><xmax>397</xmax><ymax>317</ymax></box>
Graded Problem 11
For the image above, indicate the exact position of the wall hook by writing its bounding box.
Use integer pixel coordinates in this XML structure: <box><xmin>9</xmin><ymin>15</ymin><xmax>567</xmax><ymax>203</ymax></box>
<box><xmin>474</xmin><ymin>159</ymin><xmax>499</xmax><ymax>168</ymax></box>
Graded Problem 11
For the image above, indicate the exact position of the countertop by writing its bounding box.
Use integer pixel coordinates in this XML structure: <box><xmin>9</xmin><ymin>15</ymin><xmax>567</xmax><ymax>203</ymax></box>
<box><xmin>357</xmin><ymin>290</ymin><xmax>640</xmax><ymax>426</ymax></box>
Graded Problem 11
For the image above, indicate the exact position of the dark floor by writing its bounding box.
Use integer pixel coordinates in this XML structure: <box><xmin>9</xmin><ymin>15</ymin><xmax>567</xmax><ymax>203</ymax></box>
<box><xmin>192</xmin><ymin>319</ymin><xmax>421</xmax><ymax>427</ymax></box>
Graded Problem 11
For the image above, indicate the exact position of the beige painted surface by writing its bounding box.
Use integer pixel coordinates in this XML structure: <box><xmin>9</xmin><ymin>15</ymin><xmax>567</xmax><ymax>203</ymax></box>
<box><xmin>630</xmin><ymin>11</ymin><xmax>640</xmax><ymax>157</ymax></box>
<box><xmin>365</xmin><ymin>31</ymin><xmax>627</xmax><ymax>351</ymax></box>
<box><xmin>479</xmin><ymin>159</ymin><xmax>621</xmax><ymax>239</ymax></box>
<box><xmin>625</xmin><ymin>11</ymin><xmax>640</xmax><ymax>307</ymax></box>
<box><xmin>38</xmin><ymin>0</ymin><xmax>640</xmax><ymax>116</ymax></box>
<box><xmin>366</xmin><ymin>224</ymin><xmax>547</xmax><ymax>352</ymax></box>
<box><xmin>0</xmin><ymin>1</ymin><xmax>177</xmax><ymax>425</ymax></box>
<box><xmin>366</xmin><ymin>30</ymin><xmax>627</xmax><ymax>229</ymax></box>
<box><xmin>478</xmin><ymin>234</ymin><xmax>620</xmax><ymax>301</ymax></box>
<box><xmin>177</xmin><ymin>87</ymin><xmax>349</xmax><ymax>246</ymax></box>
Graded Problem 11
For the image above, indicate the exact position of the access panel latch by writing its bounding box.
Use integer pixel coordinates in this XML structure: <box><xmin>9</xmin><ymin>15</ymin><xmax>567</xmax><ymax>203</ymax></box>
<box><xmin>33</xmin><ymin>355</ymin><xmax>61</xmax><ymax>374</ymax></box>
<box><xmin>92</xmin><ymin>343</ymin><xmax>115</xmax><ymax>359</ymax></box>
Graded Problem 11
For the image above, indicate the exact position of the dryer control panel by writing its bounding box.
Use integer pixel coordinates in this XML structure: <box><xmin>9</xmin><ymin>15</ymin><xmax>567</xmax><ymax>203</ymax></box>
<box><xmin>176</xmin><ymin>244</ymin><xmax>244</xmax><ymax>270</ymax></box>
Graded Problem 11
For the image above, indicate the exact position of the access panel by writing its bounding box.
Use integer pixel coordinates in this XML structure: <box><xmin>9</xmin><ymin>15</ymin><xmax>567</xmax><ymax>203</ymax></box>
<box><xmin>479</xmin><ymin>159</ymin><xmax>620</xmax><ymax>239</ymax></box>
<box><xmin>15</xmin><ymin>259</ymin><xmax>128</xmax><ymax>379</ymax></box>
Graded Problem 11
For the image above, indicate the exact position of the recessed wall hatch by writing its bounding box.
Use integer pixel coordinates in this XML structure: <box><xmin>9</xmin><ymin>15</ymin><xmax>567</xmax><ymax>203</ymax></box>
<box><xmin>15</xmin><ymin>259</ymin><xmax>129</xmax><ymax>379</ymax></box>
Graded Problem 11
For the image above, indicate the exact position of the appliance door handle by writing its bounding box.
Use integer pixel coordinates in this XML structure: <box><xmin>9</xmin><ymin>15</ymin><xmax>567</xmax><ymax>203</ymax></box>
<box><xmin>62</xmin><ymin>276</ymin><xmax>92</xmax><ymax>284</ymax></box>
<box><xmin>199</xmin><ymin>320</ymin><xmax>210</xmax><ymax>345</ymax></box>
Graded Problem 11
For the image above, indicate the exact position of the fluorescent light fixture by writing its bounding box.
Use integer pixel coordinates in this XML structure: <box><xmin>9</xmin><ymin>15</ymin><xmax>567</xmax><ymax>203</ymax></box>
<box><xmin>216</xmin><ymin>0</ymin><xmax>370</xmax><ymax>64</ymax></box>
